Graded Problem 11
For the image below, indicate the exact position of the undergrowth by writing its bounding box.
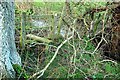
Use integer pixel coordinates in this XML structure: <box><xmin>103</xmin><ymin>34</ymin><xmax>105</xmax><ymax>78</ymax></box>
<box><xmin>15</xmin><ymin>2</ymin><xmax>120</xmax><ymax>79</ymax></box>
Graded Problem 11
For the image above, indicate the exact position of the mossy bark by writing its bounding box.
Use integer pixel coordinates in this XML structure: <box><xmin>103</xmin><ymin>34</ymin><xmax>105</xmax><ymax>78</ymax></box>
<box><xmin>0</xmin><ymin>1</ymin><xmax>21</xmax><ymax>78</ymax></box>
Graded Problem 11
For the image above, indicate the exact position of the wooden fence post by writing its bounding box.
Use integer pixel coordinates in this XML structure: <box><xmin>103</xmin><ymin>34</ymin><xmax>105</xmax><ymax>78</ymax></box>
<box><xmin>20</xmin><ymin>12</ymin><xmax>26</xmax><ymax>50</ymax></box>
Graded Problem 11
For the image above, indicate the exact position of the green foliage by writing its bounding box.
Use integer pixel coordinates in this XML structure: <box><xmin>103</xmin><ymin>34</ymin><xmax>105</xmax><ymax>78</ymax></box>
<box><xmin>104</xmin><ymin>62</ymin><xmax>119</xmax><ymax>74</ymax></box>
<box><xmin>83</xmin><ymin>36</ymin><xmax>95</xmax><ymax>51</ymax></box>
<box><xmin>71</xmin><ymin>2</ymin><xmax>107</xmax><ymax>17</ymax></box>
<box><xmin>33</xmin><ymin>2</ymin><xmax>64</xmax><ymax>12</ymax></box>
<box><xmin>13</xmin><ymin>64</ymin><xmax>29</xmax><ymax>79</ymax></box>
<box><xmin>92</xmin><ymin>73</ymin><xmax>104</xmax><ymax>79</ymax></box>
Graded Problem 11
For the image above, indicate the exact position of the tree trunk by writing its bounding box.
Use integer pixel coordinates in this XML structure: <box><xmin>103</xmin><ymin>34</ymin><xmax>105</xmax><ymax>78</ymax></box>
<box><xmin>0</xmin><ymin>1</ymin><xmax>21</xmax><ymax>78</ymax></box>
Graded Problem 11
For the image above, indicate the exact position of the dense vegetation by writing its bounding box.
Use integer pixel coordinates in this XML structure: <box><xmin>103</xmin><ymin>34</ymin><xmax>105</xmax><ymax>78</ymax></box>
<box><xmin>14</xmin><ymin>2</ymin><xmax>120</xmax><ymax>79</ymax></box>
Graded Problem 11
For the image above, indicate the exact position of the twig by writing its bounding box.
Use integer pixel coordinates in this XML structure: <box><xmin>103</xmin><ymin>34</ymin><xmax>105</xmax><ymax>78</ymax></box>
<box><xmin>99</xmin><ymin>59</ymin><xmax>117</xmax><ymax>65</ymax></box>
<box><xmin>92</xmin><ymin>37</ymin><xmax>103</xmax><ymax>54</ymax></box>
<box><xmin>91</xmin><ymin>10</ymin><xmax>107</xmax><ymax>54</ymax></box>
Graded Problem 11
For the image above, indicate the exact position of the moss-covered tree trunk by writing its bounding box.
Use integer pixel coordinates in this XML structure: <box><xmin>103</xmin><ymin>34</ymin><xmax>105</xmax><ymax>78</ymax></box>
<box><xmin>0</xmin><ymin>1</ymin><xmax>21</xmax><ymax>78</ymax></box>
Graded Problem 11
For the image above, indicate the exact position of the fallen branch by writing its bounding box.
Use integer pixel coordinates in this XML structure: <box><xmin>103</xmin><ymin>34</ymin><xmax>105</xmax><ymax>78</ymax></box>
<box><xmin>29</xmin><ymin>36</ymin><xmax>73</xmax><ymax>79</ymax></box>
<box><xmin>26</xmin><ymin>34</ymin><xmax>52</xmax><ymax>43</ymax></box>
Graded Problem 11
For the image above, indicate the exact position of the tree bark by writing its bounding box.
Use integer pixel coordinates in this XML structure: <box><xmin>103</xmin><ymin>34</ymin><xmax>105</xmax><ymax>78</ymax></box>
<box><xmin>0</xmin><ymin>1</ymin><xmax>21</xmax><ymax>78</ymax></box>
